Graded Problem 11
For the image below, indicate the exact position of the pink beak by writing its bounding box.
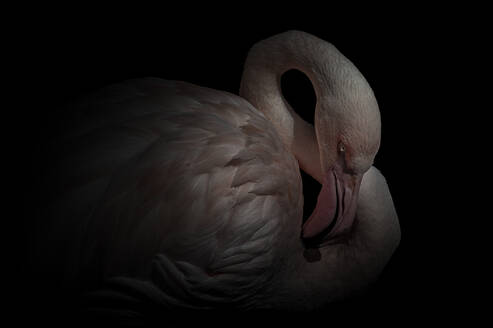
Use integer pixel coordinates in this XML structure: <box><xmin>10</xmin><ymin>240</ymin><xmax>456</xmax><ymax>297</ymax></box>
<box><xmin>301</xmin><ymin>165</ymin><xmax>363</xmax><ymax>243</ymax></box>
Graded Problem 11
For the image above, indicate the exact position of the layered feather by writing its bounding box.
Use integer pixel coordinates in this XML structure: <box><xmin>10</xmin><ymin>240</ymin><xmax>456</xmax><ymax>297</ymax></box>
<box><xmin>39</xmin><ymin>78</ymin><xmax>303</xmax><ymax>310</ymax></box>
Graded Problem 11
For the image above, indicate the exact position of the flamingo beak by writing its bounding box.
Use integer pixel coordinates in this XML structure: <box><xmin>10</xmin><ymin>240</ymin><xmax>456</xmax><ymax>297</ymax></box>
<box><xmin>301</xmin><ymin>165</ymin><xmax>363</xmax><ymax>243</ymax></box>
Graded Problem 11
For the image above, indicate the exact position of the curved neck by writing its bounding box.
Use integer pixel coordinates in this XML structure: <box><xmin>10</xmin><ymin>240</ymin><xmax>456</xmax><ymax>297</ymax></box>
<box><xmin>239</xmin><ymin>31</ymin><xmax>355</xmax><ymax>183</ymax></box>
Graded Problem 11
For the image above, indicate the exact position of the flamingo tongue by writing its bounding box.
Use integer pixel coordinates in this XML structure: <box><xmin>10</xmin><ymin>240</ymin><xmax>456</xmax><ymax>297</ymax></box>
<box><xmin>301</xmin><ymin>170</ymin><xmax>339</xmax><ymax>239</ymax></box>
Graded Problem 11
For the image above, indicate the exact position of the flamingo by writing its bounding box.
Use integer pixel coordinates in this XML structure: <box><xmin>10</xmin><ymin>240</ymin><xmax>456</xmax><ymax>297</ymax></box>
<box><xmin>34</xmin><ymin>30</ymin><xmax>400</xmax><ymax>318</ymax></box>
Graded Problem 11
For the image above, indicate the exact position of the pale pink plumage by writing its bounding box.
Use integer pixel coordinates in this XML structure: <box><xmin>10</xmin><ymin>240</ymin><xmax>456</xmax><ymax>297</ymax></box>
<box><xmin>35</xmin><ymin>32</ymin><xmax>400</xmax><ymax>316</ymax></box>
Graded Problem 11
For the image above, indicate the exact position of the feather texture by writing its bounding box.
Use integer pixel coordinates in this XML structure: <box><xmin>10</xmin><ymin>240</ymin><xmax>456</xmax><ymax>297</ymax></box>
<box><xmin>40</xmin><ymin>78</ymin><xmax>302</xmax><ymax>309</ymax></box>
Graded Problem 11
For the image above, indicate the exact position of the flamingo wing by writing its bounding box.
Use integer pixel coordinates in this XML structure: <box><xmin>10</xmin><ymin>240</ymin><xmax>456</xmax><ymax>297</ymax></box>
<box><xmin>38</xmin><ymin>78</ymin><xmax>303</xmax><ymax>310</ymax></box>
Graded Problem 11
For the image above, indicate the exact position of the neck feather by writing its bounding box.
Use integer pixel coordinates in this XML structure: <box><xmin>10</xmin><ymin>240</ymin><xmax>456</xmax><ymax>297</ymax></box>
<box><xmin>239</xmin><ymin>31</ymin><xmax>361</xmax><ymax>183</ymax></box>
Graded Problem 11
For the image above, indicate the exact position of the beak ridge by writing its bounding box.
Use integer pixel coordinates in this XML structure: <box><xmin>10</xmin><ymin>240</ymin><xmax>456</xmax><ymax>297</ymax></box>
<box><xmin>302</xmin><ymin>166</ymin><xmax>363</xmax><ymax>243</ymax></box>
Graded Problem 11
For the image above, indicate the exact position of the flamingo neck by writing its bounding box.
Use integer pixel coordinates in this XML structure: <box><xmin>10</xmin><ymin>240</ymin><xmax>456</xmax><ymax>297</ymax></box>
<box><xmin>239</xmin><ymin>31</ymin><xmax>348</xmax><ymax>183</ymax></box>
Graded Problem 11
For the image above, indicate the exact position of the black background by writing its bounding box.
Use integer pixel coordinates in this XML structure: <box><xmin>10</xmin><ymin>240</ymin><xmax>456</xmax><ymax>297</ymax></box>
<box><xmin>9</xmin><ymin>6</ymin><xmax>480</xmax><ymax>325</ymax></box>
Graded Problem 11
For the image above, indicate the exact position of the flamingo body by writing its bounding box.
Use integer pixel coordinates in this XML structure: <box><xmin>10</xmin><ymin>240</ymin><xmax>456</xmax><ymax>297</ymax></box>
<box><xmin>35</xmin><ymin>32</ymin><xmax>400</xmax><ymax>315</ymax></box>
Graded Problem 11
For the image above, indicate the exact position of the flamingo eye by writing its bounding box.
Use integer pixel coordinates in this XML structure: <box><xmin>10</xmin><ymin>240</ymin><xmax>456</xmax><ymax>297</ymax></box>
<box><xmin>338</xmin><ymin>142</ymin><xmax>346</xmax><ymax>153</ymax></box>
